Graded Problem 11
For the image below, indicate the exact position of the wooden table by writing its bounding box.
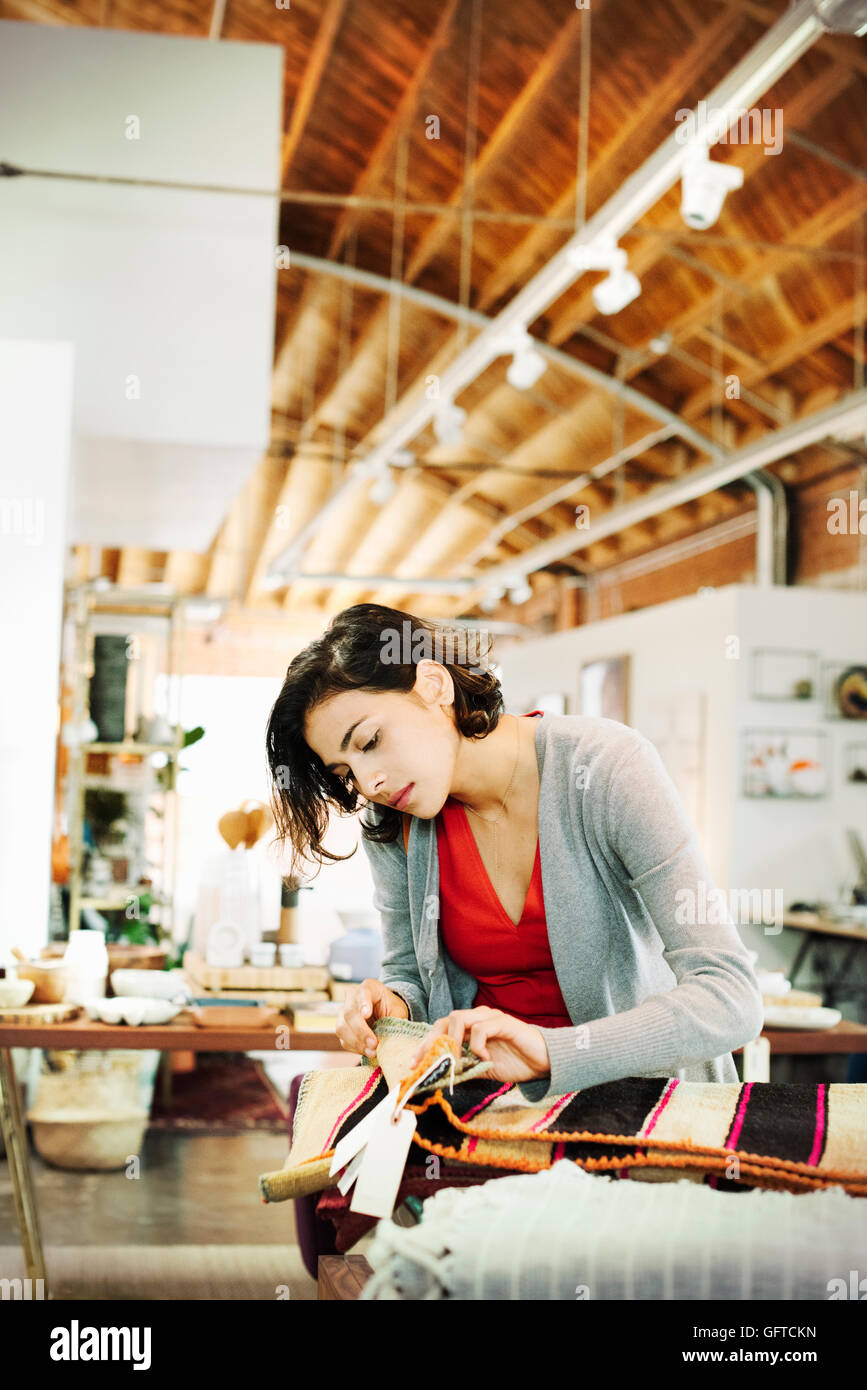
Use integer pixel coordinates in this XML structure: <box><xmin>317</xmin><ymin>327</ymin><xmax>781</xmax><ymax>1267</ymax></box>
<box><xmin>736</xmin><ymin>1019</ymin><xmax>867</xmax><ymax>1081</ymax></box>
<box><xmin>0</xmin><ymin>1013</ymin><xmax>341</xmax><ymax>1296</ymax></box>
<box><xmin>783</xmin><ymin>911</ymin><xmax>867</xmax><ymax>1002</ymax></box>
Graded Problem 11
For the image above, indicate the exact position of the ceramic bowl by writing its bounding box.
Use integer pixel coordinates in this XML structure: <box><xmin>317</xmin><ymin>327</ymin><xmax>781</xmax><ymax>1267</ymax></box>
<box><xmin>762</xmin><ymin>1004</ymin><xmax>842</xmax><ymax>1030</ymax></box>
<box><xmin>248</xmin><ymin>944</ymin><xmax>277</xmax><ymax>968</ymax></box>
<box><xmin>0</xmin><ymin>979</ymin><xmax>36</xmax><ymax>1008</ymax></box>
<box><xmin>84</xmin><ymin>996</ymin><xmax>183</xmax><ymax>1026</ymax></box>
<box><xmin>278</xmin><ymin>944</ymin><xmax>306</xmax><ymax>968</ymax></box>
<box><xmin>110</xmin><ymin>968</ymin><xmax>191</xmax><ymax>1002</ymax></box>
<box><xmin>15</xmin><ymin>959</ymin><xmax>68</xmax><ymax>1003</ymax></box>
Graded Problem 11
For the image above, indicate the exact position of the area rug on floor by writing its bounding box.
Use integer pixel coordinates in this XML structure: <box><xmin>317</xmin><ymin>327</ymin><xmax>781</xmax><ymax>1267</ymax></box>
<box><xmin>149</xmin><ymin>1053</ymin><xmax>289</xmax><ymax>1134</ymax></box>
<box><xmin>0</xmin><ymin>1246</ymin><xmax>315</xmax><ymax>1301</ymax></box>
<box><xmin>258</xmin><ymin>1018</ymin><xmax>867</xmax><ymax>1200</ymax></box>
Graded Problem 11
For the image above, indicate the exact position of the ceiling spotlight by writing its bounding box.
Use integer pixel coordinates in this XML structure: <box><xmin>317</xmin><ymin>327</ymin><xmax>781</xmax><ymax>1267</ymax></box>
<box><xmin>369</xmin><ymin>465</ymin><xmax>397</xmax><ymax>505</ymax></box>
<box><xmin>507</xmin><ymin>577</ymin><xmax>533</xmax><ymax>605</ymax></box>
<box><xmin>649</xmin><ymin>332</ymin><xmax>672</xmax><ymax>355</ymax></box>
<box><xmin>480</xmin><ymin>585</ymin><xmax>506</xmax><ymax>613</ymax></box>
<box><xmin>494</xmin><ymin>326</ymin><xmax>547</xmax><ymax>391</ymax></box>
<box><xmin>592</xmin><ymin>266</ymin><xmax>642</xmax><ymax>316</ymax></box>
<box><xmin>680</xmin><ymin>148</ymin><xmax>744</xmax><ymax>230</ymax></box>
<box><xmin>433</xmin><ymin>401</ymin><xmax>467</xmax><ymax>448</ymax></box>
<box><xmin>813</xmin><ymin>0</ymin><xmax>867</xmax><ymax>35</ymax></box>
<box><xmin>507</xmin><ymin>342</ymin><xmax>546</xmax><ymax>391</ymax></box>
<box><xmin>568</xmin><ymin>240</ymin><xmax>642</xmax><ymax>317</ymax></box>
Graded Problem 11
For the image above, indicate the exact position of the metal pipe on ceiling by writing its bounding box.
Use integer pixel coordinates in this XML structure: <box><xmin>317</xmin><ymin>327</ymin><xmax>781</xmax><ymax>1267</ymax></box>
<box><xmin>743</xmin><ymin>471</ymin><xmax>789</xmax><ymax>586</ymax></box>
<box><xmin>266</xmin><ymin>571</ymin><xmax>477</xmax><ymax>593</ymax></box>
<box><xmin>287</xmin><ymin>252</ymin><xmax>721</xmax><ymax>455</ymax></box>
<box><xmin>468</xmin><ymin>388</ymin><xmax>867</xmax><ymax>594</ymax></box>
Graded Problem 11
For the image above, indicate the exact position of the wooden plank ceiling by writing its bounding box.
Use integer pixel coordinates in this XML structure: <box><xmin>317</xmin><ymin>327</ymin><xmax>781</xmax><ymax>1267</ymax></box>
<box><xmin>21</xmin><ymin>0</ymin><xmax>866</xmax><ymax>622</ymax></box>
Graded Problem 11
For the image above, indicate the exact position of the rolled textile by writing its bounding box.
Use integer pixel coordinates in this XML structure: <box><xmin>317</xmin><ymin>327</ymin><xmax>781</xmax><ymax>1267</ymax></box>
<box><xmin>360</xmin><ymin>1161</ymin><xmax>867</xmax><ymax>1301</ymax></box>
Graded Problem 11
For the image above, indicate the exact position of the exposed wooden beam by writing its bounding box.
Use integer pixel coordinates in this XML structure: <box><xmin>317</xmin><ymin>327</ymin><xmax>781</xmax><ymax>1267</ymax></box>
<box><xmin>349</xmin><ymin>3</ymin><xmax>749</xmax><ymax>609</ymax></box>
<box><xmin>275</xmin><ymin>3</ymin><xmax>727</xmax><ymax>611</ymax></box>
<box><xmin>625</xmin><ymin>179</ymin><xmax>866</xmax><ymax>383</ymax></box>
<box><xmin>401</xmin><ymin>7</ymin><xmax>586</xmax><ymax>286</ymax></box>
<box><xmin>476</xmin><ymin>4</ymin><xmax>744</xmax><ymax>314</ymax></box>
<box><xmin>204</xmin><ymin>453</ymin><xmax>287</xmax><ymax>600</ymax></box>
<box><xmin>281</xmin><ymin>0</ymin><xmax>349</xmax><ymax>187</ymax></box>
<box><xmin>325</xmin><ymin>0</ymin><xmax>461</xmax><ymax>264</ymax></box>
<box><xmin>116</xmin><ymin>549</ymin><xmax>162</xmax><ymax>588</ymax></box>
<box><xmin>163</xmin><ymin>550</ymin><xmax>210</xmax><ymax>596</ymax></box>
<box><xmin>270</xmin><ymin>0</ymin><xmax>460</xmax><ymax>430</ymax></box>
<box><xmin>682</xmin><ymin>295</ymin><xmax>862</xmax><ymax>418</ymax></box>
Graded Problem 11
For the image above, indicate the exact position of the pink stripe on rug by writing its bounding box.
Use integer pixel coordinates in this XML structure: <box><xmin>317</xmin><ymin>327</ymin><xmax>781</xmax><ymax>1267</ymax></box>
<box><xmin>324</xmin><ymin>1067</ymin><xmax>383</xmax><ymax>1150</ymax></box>
<box><xmin>460</xmin><ymin>1082</ymin><xmax>512</xmax><ymax>1121</ymax></box>
<box><xmin>553</xmin><ymin>1142</ymin><xmax>565</xmax><ymax>1162</ymax></box>
<box><xmin>807</xmin><ymin>1083</ymin><xmax>826</xmax><ymax>1167</ymax></box>
<box><xmin>530</xmin><ymin>1092</ymin><xmax>578</xmax><ymax>1133</ymax></box>
<box><xmin>466</xmin><ymin>1136</ymin><xmax>478</xmax><ymax>1154</ymax></box>
<box><xmin>642</xmin><ymin>1078</ymin><xmax>680</xmax><ymax>1137</ymax></box>
<box><xmin>726</xmin><ymin>1081</ymin><xmax>753</xmax><ymax>1150</ymax></box>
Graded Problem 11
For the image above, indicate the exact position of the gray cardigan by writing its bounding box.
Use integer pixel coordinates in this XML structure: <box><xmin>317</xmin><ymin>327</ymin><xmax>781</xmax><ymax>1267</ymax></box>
<box><xmin>359</xmin><ymin>712</ymin><xmax>764</xmax><ymax>1102</ymax></box>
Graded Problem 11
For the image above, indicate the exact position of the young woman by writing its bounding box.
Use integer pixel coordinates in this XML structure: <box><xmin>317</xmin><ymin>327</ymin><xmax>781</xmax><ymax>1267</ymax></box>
<box><xmin>266</xmin><ymin>603</ymin><xmax>763</xmax><ymax>1103</ymax></box>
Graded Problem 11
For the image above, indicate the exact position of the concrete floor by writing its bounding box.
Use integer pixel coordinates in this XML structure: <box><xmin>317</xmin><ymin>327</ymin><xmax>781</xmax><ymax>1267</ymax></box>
<box><xmin>0</xmin><ymin>1048</ymin><xmax>372</xmax><ymax>1300</ymax></box>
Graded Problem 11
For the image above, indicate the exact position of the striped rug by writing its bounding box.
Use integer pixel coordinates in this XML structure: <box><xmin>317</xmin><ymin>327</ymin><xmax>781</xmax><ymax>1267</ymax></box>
<box><xmin>258</xmin><ymin>1020</ymin><xmax>867</xmax><ymax>1202</ymax></box>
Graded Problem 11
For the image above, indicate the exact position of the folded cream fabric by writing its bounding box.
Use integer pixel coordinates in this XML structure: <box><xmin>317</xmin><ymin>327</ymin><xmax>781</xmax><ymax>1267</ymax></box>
<box><xmin>360</xmin><ymin>1161</ymin><xmax>867</xmax><ymax>1301</ymax></box>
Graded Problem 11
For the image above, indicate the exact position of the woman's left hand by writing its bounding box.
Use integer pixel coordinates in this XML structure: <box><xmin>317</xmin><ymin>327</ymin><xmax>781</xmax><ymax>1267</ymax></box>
<box><xmin>409</xmin><ymin>1007</ymin><xmax>550</xmax><ymax>1084</ymax></box>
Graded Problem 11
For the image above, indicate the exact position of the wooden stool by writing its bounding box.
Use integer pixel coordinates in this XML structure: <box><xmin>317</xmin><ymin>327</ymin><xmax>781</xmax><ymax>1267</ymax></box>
<box><xmin>318</xmin><ymin>1254</ymin><xmax>373</xmax><ymax>1300</ymax></box>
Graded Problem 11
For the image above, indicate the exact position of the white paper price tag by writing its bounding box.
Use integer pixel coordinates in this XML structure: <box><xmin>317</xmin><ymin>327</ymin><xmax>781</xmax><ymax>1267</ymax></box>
<box><xmin>329</xmin><ymin>1083</ymin><xmax>401</xmax><ymax>1177</ymax></box>
<box><xmin>336</xmin><ymin>1148</ymin><xmax>366</xmax><ymax>1196</ymax></box>
<box><xmin>349</xmin><ymin>1107</ymin><xmax>417</xmax><ymax>1219</ymax></box>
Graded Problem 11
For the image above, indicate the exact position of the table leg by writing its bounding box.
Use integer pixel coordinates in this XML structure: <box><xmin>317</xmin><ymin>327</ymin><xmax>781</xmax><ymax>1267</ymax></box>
<box><xmin>158</xmin><ymin>1050</ymin><xmax>172</xmax><ymax>1108</ymax></box>
<box><xmin>828</xmin><ymin>941</ymin><xmax>863</xmax><ymax>1007</ymax></box>
<box><xmin>0</xmin><ymin>1048</ymin><xmax>47</xmax><ymax>1290</ymax></box>
<box><xmin>787</xmin><ymin>933</ymin><xmax>815</xmax><ymax>989</ymax></box>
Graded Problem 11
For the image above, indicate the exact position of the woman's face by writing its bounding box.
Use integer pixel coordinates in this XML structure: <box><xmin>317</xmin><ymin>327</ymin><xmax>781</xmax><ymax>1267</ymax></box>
<box><xmin>304</xmin><ymin>662</ymin><xmax>458</xmax><ymax>818</ymax></box>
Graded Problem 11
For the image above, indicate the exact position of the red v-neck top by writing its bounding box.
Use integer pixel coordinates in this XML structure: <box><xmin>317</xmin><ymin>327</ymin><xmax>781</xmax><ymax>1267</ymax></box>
<box><xmin>435</xmin><ymin>712</ymin><xmax>573</xmax><ymax>1029</ymax></box>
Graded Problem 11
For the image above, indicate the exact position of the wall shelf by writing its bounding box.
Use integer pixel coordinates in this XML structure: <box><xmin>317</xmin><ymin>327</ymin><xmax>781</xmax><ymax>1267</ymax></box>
<box><xmin>62</xmin><ymin>587</ymin><xmax>188</xmax><ymax>942</ymax></box>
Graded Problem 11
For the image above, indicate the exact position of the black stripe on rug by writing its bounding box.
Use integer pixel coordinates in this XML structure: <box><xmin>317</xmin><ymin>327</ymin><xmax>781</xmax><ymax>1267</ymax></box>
<box><xmin>545</xmin><ymin>1077</ymin><xmax>670</xmax><ymax>1137</ymax></box>
<box><xmin>729</xmin><ymin>1082</ymin><xmax>824</xmax><ymax>1163</ymax></box>
<box><xmin>332</xmin><ymin>1073</ymin><xmax>391</xmax><ymax>1145</ymax></box>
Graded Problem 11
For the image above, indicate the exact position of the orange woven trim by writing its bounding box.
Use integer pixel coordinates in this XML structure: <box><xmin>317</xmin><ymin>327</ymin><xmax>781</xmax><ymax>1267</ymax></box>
<box><xmin>406</xmin><ymin>1087</ymin><xmax>867</xmax><ymax>1186</ymax></box>
<box><xmin>406</xmin><ymin>1133</ymin><xmax>867</xmax><ymax>1197</ymax></box>
<box><xmin>395</xmin><ymin>1035</ymin><xmax>461</xmax><ymax>1109</ymax></box>
<box><xmin>296</xmin><ymin>1154</ymin><xmax>334</xmax><ymax>1170</ymax></box>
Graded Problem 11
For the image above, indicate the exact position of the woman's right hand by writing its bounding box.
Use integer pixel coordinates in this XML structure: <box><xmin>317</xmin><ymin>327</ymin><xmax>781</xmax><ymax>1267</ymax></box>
<box><xmin>336</xmin><ymin>978</ymin><xmax>410</xmax><ymax>1058</ymax></box>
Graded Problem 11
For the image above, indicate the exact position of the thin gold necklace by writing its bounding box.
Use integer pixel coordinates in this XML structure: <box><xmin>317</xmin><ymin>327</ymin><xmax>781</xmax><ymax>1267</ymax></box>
<box><xmin>464</xmin><ymin>717</ymin><xmax>521</xmax><ymax>886</ymax></box>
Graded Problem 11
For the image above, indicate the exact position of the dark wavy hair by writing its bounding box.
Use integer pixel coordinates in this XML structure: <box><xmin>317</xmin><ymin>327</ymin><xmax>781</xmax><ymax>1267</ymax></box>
<box><xmin>265</xmin><ymin>603</ymin><xmax>504</xmax><ymax>880</ymax></box>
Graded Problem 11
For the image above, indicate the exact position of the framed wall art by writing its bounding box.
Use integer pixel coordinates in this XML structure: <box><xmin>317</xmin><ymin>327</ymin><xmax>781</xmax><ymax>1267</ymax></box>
<box><xmin>741</xmin><ymin>729</ymin><xmax>827</xmax><ymax>799</ymax></box>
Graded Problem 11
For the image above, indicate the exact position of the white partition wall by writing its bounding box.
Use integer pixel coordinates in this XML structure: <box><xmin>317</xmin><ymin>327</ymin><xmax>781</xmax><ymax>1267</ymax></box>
<box><xmin>0</xmin><ymin>339</ymin><xmax>74</xmax><ymax>958</ymax></box>
<box><xmin>0</xmin><ymin>20</ymin><xmax>283</xmax><ymax>553</ymax></box>
<box><xmin>495</xmin><ymin>584</ymin><xmax>867</xmax><ymax>977</ymax></box>
<box><xmin>495</xmin><ymin>588</ymin><xmax>740</xmax><ymax>887</ymax></box>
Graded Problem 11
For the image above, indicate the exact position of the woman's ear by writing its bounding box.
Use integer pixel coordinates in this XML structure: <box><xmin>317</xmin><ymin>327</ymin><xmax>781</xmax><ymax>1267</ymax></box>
<box><xmin>414</xmin><ymin>657</ymin><xmax>453</xmax><ymax>709</ymax></box>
